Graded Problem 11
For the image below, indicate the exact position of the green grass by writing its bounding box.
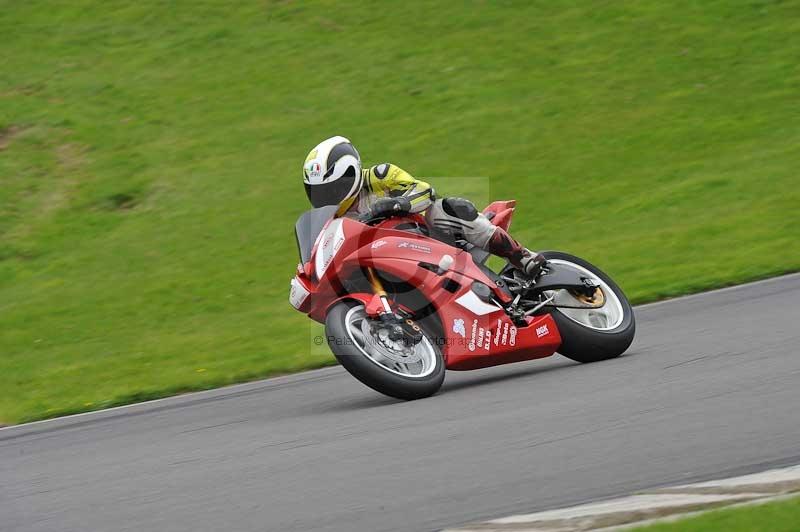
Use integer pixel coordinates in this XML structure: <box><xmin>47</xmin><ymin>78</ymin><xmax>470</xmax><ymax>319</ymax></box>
<box><xmin>1</xmin><ymin>0</ymin><xmax>799</xmax><ymax>424</ymax></box>
<box><xmin>631</xmin><ymin>496</ymin><xmax>800</xmax><ymax>532</ymax></box>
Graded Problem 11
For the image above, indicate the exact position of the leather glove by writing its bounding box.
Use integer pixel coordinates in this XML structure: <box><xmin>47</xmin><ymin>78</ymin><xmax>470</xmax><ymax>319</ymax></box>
<box><xmin>368</xmin><ymin>197</ymin><xmax>412</xmax><ymax>218</ymax></box>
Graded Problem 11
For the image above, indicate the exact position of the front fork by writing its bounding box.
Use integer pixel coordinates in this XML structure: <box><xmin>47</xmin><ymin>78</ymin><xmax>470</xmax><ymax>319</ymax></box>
<box><xmin>365</xmin><ymin>267</ymin><xmax>394</xmax><ymax>316</ymax></box>
<box><xmin>364</xmin><ymin>267</ymin><xmax>422</xmax><ymax>343</ymax></box>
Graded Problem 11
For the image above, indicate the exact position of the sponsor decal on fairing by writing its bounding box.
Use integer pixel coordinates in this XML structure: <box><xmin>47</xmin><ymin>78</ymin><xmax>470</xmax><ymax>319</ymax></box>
<box><xmin>452</xmin><ymin>318</ymin><xmax>466</xmax><ymax>338</ymax></box>
<box><xmin>487</xmin><ymin>320</ymin><xmax>518</xmax><ymax>348</ymax></box>
<box><xmin>465</xmin><ymin>319</ymin><xmax>495</xmax><ymax>353</ymax></box>
<box><xmin>468</xmin><ymin>319</ymin><xmax>478</xmax><ymax>352</ymax></box>
<box><xmin>314</xmin><ymin>219</ymin><xmax>346</xmax><ymax>278</ymax></box>
<box><xmin>397</xmin><ymin>241</ymin><xmax>432</xmax><ymax>254</ymax></box>
<box><xmin>536</xmin><ymin>324</ymin><xmax>549</xmax><ymax>338</ymax></box>
<box><xmin>289</xmin><ymin>277</ymin><xmax>311</xmax><ymax>310</ymax></box>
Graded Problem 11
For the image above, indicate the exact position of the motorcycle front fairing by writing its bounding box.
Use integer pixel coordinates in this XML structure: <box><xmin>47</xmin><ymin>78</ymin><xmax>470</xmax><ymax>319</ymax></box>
<box><xmin>290</xmin><ymin>212</ymin><xmax>562</xmax><ymax>370</ymax></box>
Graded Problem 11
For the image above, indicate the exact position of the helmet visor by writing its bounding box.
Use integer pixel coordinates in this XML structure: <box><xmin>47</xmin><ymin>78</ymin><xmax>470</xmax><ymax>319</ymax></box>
<box><xmin>304</xmin><ymin>172</ymin><xmax>358</xmax><ymax>208</ymax></box>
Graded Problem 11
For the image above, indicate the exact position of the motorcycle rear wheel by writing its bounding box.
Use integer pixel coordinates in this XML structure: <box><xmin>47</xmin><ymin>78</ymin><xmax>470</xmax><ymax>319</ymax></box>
<box><xmin>325</xmin><ymin>300</ymin><xmax>446</xmax><ymax>400</ymax></box>
<box><xmin>540</xmin><ymin>251</ymin><xmax>636</xmax><ymax>363</ymax></box>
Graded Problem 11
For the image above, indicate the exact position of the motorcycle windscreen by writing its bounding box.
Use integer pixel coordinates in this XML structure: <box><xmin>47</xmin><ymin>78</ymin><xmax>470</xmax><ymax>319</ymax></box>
<box><xmin>295</xmin><ymin>205</ymin><xmax>339</xmax><ymax>264</ymax></box>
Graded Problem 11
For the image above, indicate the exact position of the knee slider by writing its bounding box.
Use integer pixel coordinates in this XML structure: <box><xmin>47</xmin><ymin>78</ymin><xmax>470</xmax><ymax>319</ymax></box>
<box><xmin>442</xmin><ymin>197</ymin><xmax>479</xmax><ymax>221</ymax></box>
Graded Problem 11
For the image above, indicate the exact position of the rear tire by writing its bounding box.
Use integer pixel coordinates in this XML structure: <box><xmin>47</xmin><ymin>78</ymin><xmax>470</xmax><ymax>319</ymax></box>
<box><xmin>541</xmin><ymin>251</ymin><xmax>636</xmax><ymax>363</ymax></box>
<box><xmin>325</xmin><ymin>300</ymin><xmax>445</xmax><ymax>400</ymax></box>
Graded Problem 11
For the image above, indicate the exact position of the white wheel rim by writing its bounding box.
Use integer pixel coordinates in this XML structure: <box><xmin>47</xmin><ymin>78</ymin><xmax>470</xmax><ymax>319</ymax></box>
<box><xmin>343</xmin><ymin>306</ymin><xmax>438</xmax><ymax>378</ymax></box>
<box><xmin>545</xmin><ymin>259</ymin><xmax>625</xmax><ymax>331</ymax></box>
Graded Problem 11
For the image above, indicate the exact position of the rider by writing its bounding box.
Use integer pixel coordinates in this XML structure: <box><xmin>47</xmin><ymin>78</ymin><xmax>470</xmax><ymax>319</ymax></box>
<box><xmin>302</xmin><ymin>136</ymin><xmax>545</xmax><ymax>278</ymax></box>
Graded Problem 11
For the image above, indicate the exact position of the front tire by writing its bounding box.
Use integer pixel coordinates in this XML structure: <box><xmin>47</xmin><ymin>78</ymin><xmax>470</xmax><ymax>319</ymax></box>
<box><xmin>325</xmin><ymin>300</ymin><xmax>445</xmax><ymax>400</ymax></box>
<box><xmin>541</xmin><ymin>251</ymin><xmax>636</xmax><ymax>363</ymax></box>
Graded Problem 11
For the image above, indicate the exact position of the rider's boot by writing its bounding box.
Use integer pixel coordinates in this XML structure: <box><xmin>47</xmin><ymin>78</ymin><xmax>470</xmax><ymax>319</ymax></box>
<box><xmin>486</xmin><ymin>227</ymin><xmax>546</xmax><ymax>278</ymax></box>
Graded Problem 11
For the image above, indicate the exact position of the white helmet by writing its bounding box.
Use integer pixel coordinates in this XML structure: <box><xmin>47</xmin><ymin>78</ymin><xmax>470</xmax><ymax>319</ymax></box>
<box><xmin>303</xmin><ymin>136</ymin><xmax>362</xmax><ymax>208</ymax></box>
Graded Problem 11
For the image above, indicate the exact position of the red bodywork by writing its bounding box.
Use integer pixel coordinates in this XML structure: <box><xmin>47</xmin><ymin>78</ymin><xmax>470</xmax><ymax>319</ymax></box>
<box><xmin>289</xmin><ymin>202</ymin><xmax>562</xmax><ymax>370</ymax></box>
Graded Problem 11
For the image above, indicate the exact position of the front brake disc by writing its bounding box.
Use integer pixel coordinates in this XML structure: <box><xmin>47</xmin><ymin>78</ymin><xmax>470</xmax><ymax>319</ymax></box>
<box><xmin>361</xmin><ymin>320</ymin><xmax>424</xmax><ymax>364</ymax></box>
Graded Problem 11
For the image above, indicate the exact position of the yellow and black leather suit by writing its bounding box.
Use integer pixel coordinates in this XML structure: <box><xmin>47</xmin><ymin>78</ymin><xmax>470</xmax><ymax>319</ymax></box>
<box><xmin>336</xmin><ymin>162</ymin><xmax>542</xmax><ymax>276</ymax></box>
<box><xmin>337</xmin><ymin>163</ymin><xmax>434</xmax><ymax>217</ymax></box>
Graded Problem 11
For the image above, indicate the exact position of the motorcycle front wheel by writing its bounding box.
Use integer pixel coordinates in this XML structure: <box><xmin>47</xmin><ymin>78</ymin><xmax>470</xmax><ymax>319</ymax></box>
<box><xmin>325</xmin><ymin>300</ymin><xmax>446</xmax><ymax>400</ymax></box>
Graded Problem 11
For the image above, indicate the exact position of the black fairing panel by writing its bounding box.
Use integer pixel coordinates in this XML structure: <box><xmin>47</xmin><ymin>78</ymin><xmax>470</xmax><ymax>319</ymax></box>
<box><xmin>295</xmin><ymin>206</ymin><xmax>339</xmax><ymax>264</ymax></box>
<box><xmin>500</xmin><ymin>260</ymin><xmax>594</xmax><ymax>293</ymax></box>
<box><xmin>533</xmin><ymin>262</ymin><xmax>594</xmax><ymax>292</ymax></box>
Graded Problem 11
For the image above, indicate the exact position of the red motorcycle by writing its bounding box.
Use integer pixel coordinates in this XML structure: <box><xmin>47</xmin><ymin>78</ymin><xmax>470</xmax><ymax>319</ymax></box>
<box><xmin>290</xmin><ymin>200</ymin><xmax>635</xmax><ymax>400</ymax></box>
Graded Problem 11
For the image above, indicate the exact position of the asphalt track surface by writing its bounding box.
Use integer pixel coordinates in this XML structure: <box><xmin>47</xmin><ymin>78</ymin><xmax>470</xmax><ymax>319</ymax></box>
<box><xmin>2</xmin><ymin>274</ymin><xmax>800</xmax><ymax>532</ymax></box>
